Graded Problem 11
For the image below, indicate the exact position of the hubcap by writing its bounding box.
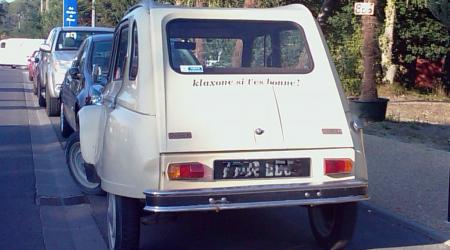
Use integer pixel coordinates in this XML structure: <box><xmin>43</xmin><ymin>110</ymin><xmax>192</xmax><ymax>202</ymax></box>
<box><xmin>107</xmin><ymin>193</ymin><xmax>116</xmax><ymax>250</ymax></box>
<box><xmin>68</xmin><ymin>141</ymin><xmax>99</xmax><ymax>189</ymax></box>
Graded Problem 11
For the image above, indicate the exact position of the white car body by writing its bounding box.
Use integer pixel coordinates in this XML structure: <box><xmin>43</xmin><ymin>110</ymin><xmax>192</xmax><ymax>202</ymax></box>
<box><xmin>79</xmin><ymin>2</ymin><xmax>368</xmax><ymax>210</ymax></box>
<box><xmin>0</xmin><ymin>38</ymin><xmax>44</xmax><ymax>66</ymax></box>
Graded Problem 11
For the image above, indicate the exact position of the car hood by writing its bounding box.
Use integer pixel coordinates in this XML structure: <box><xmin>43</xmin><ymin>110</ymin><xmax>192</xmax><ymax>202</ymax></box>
<box><xmin>53</xmin><ymin>51</ymin><xmax>78</xmax><ymax>62</ymax></box>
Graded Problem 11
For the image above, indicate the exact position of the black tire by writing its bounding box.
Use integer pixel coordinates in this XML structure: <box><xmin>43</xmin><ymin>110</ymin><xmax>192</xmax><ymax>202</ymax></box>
<box><xmin>308</xmin><ymin>202</ymin><xmax>358</xmax><ymax>250</ymax></box>
<box><xmin>33</xmin><ymin>82</ymin><xmax>38</xmax><ymax>95</ymax></box>
<box><xmin>38</xmin><ymin>79</ymin><xmax>46</xmax><ymax>107</ymax></box>
<box><xmin>65</xmin><ymin>132</ymin><xmax>104</xmax><ymax>195</ymax></box>
<box><xmin>107</xmin><ymin>193</ymin><xmax>142</xmax><ymax>250</ymax></box>
<box><xmin>45</xmin><ymin>86</ymin><xmax>60</xmax><ymax>116</ymax></box>
<box><xmin>60</xmin><ymin>102</ymin><xmax>73</xmax><ymax>138</ymax></box>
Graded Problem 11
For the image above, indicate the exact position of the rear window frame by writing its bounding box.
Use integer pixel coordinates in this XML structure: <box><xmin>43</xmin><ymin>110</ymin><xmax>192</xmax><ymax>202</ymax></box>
<box><xmin>165</xmin><ymin>18</ymin><xmax>315</xmax><ymax>75</ymax></box>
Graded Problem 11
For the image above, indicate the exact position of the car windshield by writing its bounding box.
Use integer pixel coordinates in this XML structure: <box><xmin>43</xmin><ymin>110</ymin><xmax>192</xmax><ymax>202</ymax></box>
<box><xmin>167</xmin><ymin>19</ymin><xmax>314</xmax><ymax>74</ymax></box>
<box><xmin>90</xmin><ymin>40</ymin><xmax>113</xmax><ymax>75</ymax></box>
<box><xmin>56</xmin><ymin>31</ymin><xmax>110</xmax><ymax>51</ymax></box>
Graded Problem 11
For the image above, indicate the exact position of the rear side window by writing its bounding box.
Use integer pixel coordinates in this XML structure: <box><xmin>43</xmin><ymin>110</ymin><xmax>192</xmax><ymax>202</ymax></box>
<box><xmin>129</xmin><ymin>22</ymin><xmax>138</xmax><ymax>80</ymax></box>
<box><xmin>166</xmin><ymin>19</ymin><xmax>314</xmax><ymax>74</ymax></box>
<box><xmin>113</xmin><ymin>26</ymin><xmax>129</xmax><ymax>81</ymax></box>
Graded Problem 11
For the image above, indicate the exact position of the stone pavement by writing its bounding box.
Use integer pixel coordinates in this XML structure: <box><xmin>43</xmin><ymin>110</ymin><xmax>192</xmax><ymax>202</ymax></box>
<box><xmin>364</xmin><ymin>134</ymin><xmax>450</xmax><ymax>244</ymax></box>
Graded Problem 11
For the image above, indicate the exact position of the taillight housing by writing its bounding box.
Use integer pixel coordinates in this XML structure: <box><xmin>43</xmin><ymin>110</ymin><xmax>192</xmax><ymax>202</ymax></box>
<box><xmin>324</xmin><ymin>159</ymin><xmax>353</xmax><ymax>176</ymax></box>
<box><xmin>168</xmin><ymin>162</ymin><xmax>205</xmax><ymax>180</ymax></box>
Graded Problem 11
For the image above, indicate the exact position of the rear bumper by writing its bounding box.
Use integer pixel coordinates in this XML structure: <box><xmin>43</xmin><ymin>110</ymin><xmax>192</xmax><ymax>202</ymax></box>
<box><xmin>143</xmin><ymin>180</ymin><xmax>368</xmax><ymax>213</ymax></box>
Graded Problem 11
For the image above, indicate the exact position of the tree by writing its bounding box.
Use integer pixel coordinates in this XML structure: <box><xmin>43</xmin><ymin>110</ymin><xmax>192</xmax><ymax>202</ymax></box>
<box><xmin>360</xmin><ymin>0</ymin><xmax>379</xmax><ymax>101</ymax></box>
<box><xmin>41</xmin><ymin>0</ymin><xmax>62</xmax><ymax>35</ymax></box>
<box><xmin>95</xmin><ymin>0</ymin><xmax>138</xmax><ymax>27</ymax></box>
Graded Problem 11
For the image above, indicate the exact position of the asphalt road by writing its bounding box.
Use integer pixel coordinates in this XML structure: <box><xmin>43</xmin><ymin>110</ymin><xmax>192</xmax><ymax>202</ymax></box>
<box><xmin>1</xmin><ymin>66</ymin><xmax>448</xmax><ymax>250</ymax></box>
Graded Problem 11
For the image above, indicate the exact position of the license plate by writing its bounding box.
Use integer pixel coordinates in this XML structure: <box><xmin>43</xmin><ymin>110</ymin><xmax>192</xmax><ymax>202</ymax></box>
<box><xmin>214</xmin><ymin>158</ymin><xmax>310</xmax><ymax>179</ymax></box>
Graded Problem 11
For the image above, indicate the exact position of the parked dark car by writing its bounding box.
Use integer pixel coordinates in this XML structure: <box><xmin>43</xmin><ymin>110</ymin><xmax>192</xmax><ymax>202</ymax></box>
<box><xmin>61</xmin><ymin>34</ymin><xmax>113</xmax><ymax>195</ymax></box>
<box><xmin>60</xmin><ymin>33</ymin><xmax>113</xmax><ymax>137</ymax></box>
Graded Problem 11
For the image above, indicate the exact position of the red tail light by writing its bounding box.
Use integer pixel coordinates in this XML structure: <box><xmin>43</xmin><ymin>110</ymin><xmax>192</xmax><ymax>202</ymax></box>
<box><xmin>324</xmin><ymin>159</ymin><xmax>353</xmax><ymax>175</ymax></box>
<box><xmin>168</xmin><ymin>162</ymin><xmax>205</xmax><ymax>180</ymax></box>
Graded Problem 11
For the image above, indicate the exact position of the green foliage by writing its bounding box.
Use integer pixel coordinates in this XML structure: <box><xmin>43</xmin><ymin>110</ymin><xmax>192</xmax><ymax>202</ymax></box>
<box><xmin>95</xmin><ymin>0</ymin><xmax>139</xmax><ymax>27</ymax></box>
<box><xmin>41</xmin><ymin>0</ymin><xmax>62</xmax><ymax>35</ymax></box>
<box><xmin>326</xmin><ymin>1</ymin><xmax>363</xmax><ymax>96</ymax></box>
<box><xmin>394</xmin><ymin>1</ymin><xmax>450</xmax><ymax>63</ymax></box>
<box><xmin>0</xmin><ymin>0</ymin><xmax>42</xmax><ymax>38</ymax></box>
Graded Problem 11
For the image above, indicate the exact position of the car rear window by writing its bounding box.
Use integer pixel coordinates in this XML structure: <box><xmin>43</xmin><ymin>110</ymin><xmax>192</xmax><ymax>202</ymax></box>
<box><xmin>166</xmin><ymin>19</ymin><xmax>314</xmax><ymax>74</ymax></box>
<box><xmin>56</xmin><ymin>31</ymin><xmax>111</xmax><ymax>51</ymax></box>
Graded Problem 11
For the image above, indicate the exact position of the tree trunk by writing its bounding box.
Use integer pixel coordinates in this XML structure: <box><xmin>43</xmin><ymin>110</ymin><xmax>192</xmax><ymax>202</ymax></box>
<box><xmin>360</xmin><ymin>0</ymin><xmax>379</xmax><ymax>101</ymax></box>
<box><xmin>444</xmin><ymin>28</ymin><xmax>450</xmax><ymax>92</ymax></box>
<box><xmin>195</xmin><ymin>0</ymin><xmax>205</xmax><ymax>65</ymax></box>
<box><xmin>231</xmin><ymin>0</ymin><xmax>256</xmax><ymax>67</ymax></box>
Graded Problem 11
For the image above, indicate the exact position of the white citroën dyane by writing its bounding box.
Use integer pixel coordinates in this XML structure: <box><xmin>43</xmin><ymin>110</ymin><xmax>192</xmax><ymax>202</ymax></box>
<box><xmin>78</xmin><ymin>1</ymin><xmax>369</xmax><ymax>249</ymax></box>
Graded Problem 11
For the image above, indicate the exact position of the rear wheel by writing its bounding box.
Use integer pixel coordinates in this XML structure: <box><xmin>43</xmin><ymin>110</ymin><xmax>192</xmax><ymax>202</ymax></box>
<box><xmin>308</xmin><ymin>202</ymin><xmax>358</xmax><ymax>250</ymax></box>
<box><xmin>33</xmin><ymin>81</ymin><xmax>38</xmax><ymax>95</ymax></box>
<box><xmin>65</xmin><ymin>132</ymin><xmax>103</xmax><ymax>195</ymax></box>
<box><xmin>45</xmin><ymin>86</ymin><xmax>60</xmax><ymax>116</ymax></box>
<box><xmin>107</xmin><ymin>193</ymin><xmax>142</xmax><ymax>250</ymax></box>
<box><xmin>38</xmin><ymin>82</ymin><xmax>45</xmax><ymax>107</ymax></box>
<box><xmin>60</xmin><ymin>102</ymin><xmax>73</xmax><ymax>138</ymax></box>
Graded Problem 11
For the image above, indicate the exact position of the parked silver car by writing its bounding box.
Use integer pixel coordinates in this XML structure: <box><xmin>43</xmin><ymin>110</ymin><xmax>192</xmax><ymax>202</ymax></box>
<box><xmin>37</xmin><ymin>26</ymin><xmax>113</xmax><ymax>116</ymax></box>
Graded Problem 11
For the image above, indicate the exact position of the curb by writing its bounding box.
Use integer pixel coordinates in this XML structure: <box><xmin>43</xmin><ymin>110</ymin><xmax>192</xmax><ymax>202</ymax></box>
<box><xmin>361</xmin><ymin>201</ymin><xmax>449</xmax><ymax>245</ymax></box>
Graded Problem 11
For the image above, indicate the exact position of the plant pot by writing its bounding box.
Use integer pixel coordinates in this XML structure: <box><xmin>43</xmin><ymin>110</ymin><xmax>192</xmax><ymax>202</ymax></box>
<box><xmin>348</xmin><ymin>97</ymin><xmax>389</xmax><ymax>122</ymax></box>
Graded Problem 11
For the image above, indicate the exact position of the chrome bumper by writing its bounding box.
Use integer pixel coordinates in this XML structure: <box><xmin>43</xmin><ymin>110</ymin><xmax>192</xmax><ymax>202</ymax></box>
<box><xmin>143</xmin><ymin>180</ymin><xmax>368</xmax><ymax>213</ymax></box>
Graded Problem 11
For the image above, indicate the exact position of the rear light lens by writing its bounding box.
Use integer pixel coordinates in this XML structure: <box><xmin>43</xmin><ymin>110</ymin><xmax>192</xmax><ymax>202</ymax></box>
<box><xmin>168</xmin><ymin>162</ymin><xmax>205</xmax><ymax>180</ymax></box>
<box><xmin>324</xmin><ymin>159</ymin><xmax>353</xmax><ymax>175</ymax></box>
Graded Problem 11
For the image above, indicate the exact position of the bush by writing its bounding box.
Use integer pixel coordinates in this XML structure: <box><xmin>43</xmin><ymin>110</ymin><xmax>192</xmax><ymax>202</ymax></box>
<box><xmin>326</xmin><ymin>1</ymin><xmax>363</xmax><ymax>96</ymax></box>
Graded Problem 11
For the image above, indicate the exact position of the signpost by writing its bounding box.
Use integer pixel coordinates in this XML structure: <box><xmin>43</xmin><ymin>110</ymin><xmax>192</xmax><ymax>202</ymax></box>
<box><xmin>63</xmin><ymin>0</ymin><xmax>78</xmax><ymax>27</ymax></box>
<box><xmin>354</xmin><ymin>2</ymin><xmax>375</xmax><ymax>16</ymax></box>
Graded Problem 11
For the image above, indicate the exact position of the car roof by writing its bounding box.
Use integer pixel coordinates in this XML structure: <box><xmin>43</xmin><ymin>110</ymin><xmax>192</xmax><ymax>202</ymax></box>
<box><xmin>91</xmin><ymin>33</ymin><xmax>114</xmax><ymax>42</ymax></box>
<box><xmin>58</xmin><ymin>26</ymin><xmax>114</xmax><ymax>32</ymax></box>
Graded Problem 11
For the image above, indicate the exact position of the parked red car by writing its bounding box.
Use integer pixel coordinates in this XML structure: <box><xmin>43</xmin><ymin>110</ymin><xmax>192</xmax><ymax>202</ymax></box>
<box><xmin>27</xmin><ymin>50</ymin><xmax>40</xmax><ymax>81</ymax></box>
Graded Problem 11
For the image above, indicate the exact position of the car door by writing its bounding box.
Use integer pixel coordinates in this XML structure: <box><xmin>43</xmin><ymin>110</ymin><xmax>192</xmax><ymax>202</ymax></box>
<box><xmin>65</xmin><ymin>41</ymin><xmax>88</xmax><ymax>130</ymax></box>
<box><xmin>98</xmin><ymin>21</ymin><xmax>130</xmax><ymax>177</ymax></box>
<box><xmin>41</xmin><ymin>29</ymin><xmax>57</xmax><ymax>86</ymax></box>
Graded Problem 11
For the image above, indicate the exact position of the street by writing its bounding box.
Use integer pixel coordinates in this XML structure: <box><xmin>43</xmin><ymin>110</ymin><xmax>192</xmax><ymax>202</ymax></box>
<box><xmin>0</xmin><ymin>66</ymin><xmax>447</xmax><ymax>250</ymax></box>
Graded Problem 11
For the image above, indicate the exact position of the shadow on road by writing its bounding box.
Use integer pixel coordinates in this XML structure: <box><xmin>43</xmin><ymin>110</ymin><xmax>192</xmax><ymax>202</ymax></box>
<box><xmin>87</xmin><ymin>194</ymin><xmax>445</xmax><ymax>250</ymax></box>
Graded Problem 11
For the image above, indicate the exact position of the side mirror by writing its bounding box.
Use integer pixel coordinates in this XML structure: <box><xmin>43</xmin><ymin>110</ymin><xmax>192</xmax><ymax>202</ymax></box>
<box><xmin>34</xmin><ymin>57</ymin><xmax>40</xmax><ymax>63</ymax></box>
<box><xmin>92</xmin><ymin>64</ymin><xmax>102</xmax><ymax>83</ymax></box>
<box><xmin>40</xmin><ymin>44</ymin><xmax>51</xmax><ymax>53</ymax></box>
<box><xmin>68</xmin><ymin>67</ymin><xmax>80</xmax><ymax>79</ymax></box>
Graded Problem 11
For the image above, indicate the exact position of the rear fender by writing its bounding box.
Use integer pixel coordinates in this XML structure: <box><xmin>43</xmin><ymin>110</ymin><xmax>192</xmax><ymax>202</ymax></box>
<box><xmin>78</xmin><ymin>105</ymin><xmax>106</xmax><ymax>165</ymax></box>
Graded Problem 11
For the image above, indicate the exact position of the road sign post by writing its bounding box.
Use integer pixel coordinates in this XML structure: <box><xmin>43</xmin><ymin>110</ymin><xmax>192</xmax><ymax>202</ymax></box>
<box><xmin>63</xmin><ymin>0</ymin><xmax>78</xmax><ymax>27</ymax></box>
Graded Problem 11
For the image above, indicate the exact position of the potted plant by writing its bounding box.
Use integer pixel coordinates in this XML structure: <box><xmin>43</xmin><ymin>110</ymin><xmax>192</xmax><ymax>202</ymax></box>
<box><xmin>349</xmin><ymin>0</ymin><xmax>389</xmax><ymax>122</ymax></box>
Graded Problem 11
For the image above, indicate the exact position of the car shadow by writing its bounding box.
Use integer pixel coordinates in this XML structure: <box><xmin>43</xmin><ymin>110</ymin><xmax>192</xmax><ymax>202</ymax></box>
<box><xmin>86</xmin><ymin>193</ymin><xmax>446</xmax><ymax>250</ymax></box>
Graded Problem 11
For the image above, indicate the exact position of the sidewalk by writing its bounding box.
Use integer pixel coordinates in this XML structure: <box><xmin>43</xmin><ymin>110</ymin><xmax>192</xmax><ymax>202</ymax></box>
<box><xmin>364</xmin><ymin>134</ymin><xmax>450</xmax><ymax>242</ymax></box>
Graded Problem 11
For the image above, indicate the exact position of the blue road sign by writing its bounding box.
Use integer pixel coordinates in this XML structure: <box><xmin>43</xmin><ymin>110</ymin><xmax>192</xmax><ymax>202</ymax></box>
<box><xmin>63</xmin><ymin>0</ymin><xmax>78</xmax><ymax>27</ymax></box>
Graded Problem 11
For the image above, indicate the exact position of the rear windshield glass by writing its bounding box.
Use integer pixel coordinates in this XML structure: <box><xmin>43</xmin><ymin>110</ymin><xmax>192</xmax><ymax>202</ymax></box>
<box><xmin>56</xmin><ymin>31</ymin><xmax>110</xmax><ymax>51</ymax></box>
<box><xmin>166</xmin><ymin>19</ymin><xmax>314</xmax><ymax>74</ymax></box>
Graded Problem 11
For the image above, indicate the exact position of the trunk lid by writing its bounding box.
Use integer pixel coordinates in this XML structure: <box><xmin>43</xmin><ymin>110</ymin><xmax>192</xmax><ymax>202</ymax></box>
<box><xmin>164</xmin><ymin>74</ymin><xmax>353</xmax><ymax>153</ymax></box>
